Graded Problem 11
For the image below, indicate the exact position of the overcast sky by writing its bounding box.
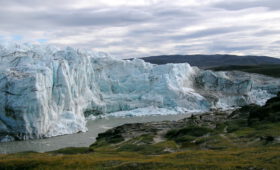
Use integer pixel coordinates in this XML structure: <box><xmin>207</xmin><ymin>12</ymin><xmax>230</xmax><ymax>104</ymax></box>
<box><xmin>0</xmin><ymin>0</ymin><xmax>280</xmax><ymax>58</ymax></box>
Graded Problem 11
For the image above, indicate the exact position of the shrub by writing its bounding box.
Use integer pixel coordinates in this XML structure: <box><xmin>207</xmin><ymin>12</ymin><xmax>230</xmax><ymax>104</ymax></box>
<box><xmin>226</xmin><ymin>119</ymin><xmax>247</xmax><ymax>133</ymax></box>
<box><xmin>95</xmin><ymin>128</ymin><xmax>125</xmax><ymax>144</ymax></box>
<box><xmin>165</xmin><ymin>126</ymin><xmax>212</xmax><ymax>143</ymax></box>
<box><xmin>248</xmin><ymin>95</ymin><xmax>280</xmax><ymax>124</ymax></box>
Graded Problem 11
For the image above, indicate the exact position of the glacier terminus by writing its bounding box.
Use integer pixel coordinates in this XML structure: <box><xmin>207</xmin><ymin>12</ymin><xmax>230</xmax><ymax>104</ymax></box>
<box><xmin>0</xmin><ymin>44</ymin><xmax>279</xmax><ymax>142</ymax></box>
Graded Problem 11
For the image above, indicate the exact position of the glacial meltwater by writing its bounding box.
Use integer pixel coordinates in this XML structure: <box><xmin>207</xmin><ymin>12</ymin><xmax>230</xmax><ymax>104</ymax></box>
<box><xmin>0</xmin><ymin>114</ymin><xmax>189</xmax><ymax>154</ymax></box>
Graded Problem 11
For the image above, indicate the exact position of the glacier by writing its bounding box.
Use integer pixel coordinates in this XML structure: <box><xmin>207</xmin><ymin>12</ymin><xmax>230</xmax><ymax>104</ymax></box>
<box><xmin>0</xmin><ymin>43</ymin><xmax>279</xmax><ymax>142</ymax></box>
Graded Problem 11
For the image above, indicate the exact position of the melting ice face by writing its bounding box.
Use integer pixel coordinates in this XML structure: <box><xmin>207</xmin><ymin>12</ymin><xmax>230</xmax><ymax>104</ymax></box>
<box><xmin>0</xmin><ymin>43</ymin><xmax>279</xmax><ymax>142</ymax></box>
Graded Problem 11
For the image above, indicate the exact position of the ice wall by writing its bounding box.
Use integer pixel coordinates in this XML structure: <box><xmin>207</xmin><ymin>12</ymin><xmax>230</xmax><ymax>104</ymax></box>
<box><xmin>0</xmin><ymin>44</ymin><xmax>279</xmax><ymax>141</ymax></box>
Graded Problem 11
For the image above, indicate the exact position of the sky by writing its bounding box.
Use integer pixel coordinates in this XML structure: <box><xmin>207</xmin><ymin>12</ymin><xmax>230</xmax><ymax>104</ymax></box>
<box><xmin>0</xmin><ymin>0</ymin><xmax>280</xmax><ymax>58</ymax></box>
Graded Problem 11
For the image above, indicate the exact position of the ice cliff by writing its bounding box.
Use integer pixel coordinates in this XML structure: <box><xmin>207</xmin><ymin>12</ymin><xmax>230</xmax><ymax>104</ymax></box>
<box><xmin>0</xmin><ymin>44</ymin><xmax>279</xmax><ymax>142</ymax></box>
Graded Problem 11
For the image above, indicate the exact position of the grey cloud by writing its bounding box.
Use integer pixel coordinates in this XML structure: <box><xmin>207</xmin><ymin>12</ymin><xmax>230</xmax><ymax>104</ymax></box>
<box><xmin>0</xmin><ymin>0</ymin><xmax>280</xmax><ymax>58</ymax></box>
<box><xmin>173</xmin><ymin>42</ymin><xmax>262</xmax><ymax>54</ymax></box>
<box><xmin>34</xmin><ymin>8</ymin><xmax>153</xmax><ymax>27</ymax></box>
<box><xmin>209</xmin><ymin>44</ymin><xmax>261</xmax><ymax>52</ymax></box>
<box><xmin>171</xmin><ymin>26</ymin><xmax>256</xmax><ymax>40</ymax></box>
<box><xmin>0</xmin><ymin>0</ymin><xmax>72</xmax><ymax>8</ymax></box>
<box><xmin>0</xmin><ymin>7</ymin><xmax>153</xmax><ymax>30</ymax></box>
<box><xmin>273</xmin><ymin>40</ymin><xmax>280</xmax><ymax>44</ymax></box>
<box><xmin>214</xmin><ymin>0</ymin><xmax>280</xmax><ymax>11</ymax></box>
<box><xmin>152</xmin><ymin>6</ymin><xmax>199</xmax><ymax>17</ymax></box>
<box><xmin>254</xmin><ymin>30</ymin><xmax>280</xmax><ymax>36</ymax></box>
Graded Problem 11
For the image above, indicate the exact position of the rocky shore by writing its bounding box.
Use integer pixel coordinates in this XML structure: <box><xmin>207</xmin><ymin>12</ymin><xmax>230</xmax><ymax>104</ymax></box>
<box><xmin>0</xmin><ymin>93</ymin><xmax>279</xmax><ymax>169</ymax></box>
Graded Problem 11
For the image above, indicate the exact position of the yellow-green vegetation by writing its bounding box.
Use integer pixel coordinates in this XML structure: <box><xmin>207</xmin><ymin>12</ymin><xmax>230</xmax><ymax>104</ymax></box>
<box><xmin>0</xmin><ymin>94</ymin><xmax>280</xmax><ymax>169</ymax></box>
<box><xmin>0</xmin><ymin>145</ymin><xmax>280</xmax><ymax>169</ymax></box>
<box><xmin>48</xmin><ymin>147</ymin><xmax>94</xmax><ymax>155</ymax></box>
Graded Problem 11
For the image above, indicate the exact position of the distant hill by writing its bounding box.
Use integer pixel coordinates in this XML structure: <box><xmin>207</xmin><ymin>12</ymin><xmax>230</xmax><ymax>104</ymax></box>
<box><xmin>138</xmin><ymin>54</ymin><xmax>280</xmax><ymax>68</ymax></box>
<box><xmin>210</xmin><ymin>65</ymin><xmax>280</xmax><ymax>78</ymax></box>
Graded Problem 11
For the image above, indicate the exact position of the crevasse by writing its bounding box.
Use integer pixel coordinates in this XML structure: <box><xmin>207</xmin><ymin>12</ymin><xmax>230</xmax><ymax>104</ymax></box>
<box><xmin>0</xmin><ymin>43</ymin><xmax>279</xmax><ymax>142</ymax></box>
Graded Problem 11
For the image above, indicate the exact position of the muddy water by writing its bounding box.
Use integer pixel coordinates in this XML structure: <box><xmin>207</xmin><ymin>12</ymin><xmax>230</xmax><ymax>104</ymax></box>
<box><xmin>0</xmin><ymin>114</ymin><xmax>190</xmax><ymax>154</ymax></box>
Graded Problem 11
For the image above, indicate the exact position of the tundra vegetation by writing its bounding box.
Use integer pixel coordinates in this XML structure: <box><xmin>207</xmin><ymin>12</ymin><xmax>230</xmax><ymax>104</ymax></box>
<box><xmin>0</xmin><ymin>92</ymin><xmax>279</xmax><ymax>169</ymax></box>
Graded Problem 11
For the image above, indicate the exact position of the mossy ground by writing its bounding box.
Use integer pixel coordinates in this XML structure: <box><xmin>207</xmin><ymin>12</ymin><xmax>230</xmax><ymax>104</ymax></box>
<box><xmin>0</xmin><ymin>95</ymin><xmax>280</xmax><ymax>170</ymax></box>
<box><xmin>0</xmin><ymin>145</ymin><xmax>279</xmax><ymax>169</ymax></box>
<box><xmin>1</xmin><ymin>122</ymin><xmax>279</xmax><ymax>169</ymax></box>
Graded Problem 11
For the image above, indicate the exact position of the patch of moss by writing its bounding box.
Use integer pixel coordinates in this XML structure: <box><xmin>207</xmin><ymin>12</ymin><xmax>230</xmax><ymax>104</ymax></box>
<box><xmin>165</xmin><ymin>126</ymin><xmax>212</xmax><ymax>143</ymax></box>
<box><xmin>49</xmin><ymin>147</ymin><xmax>93</xmax><ymax>155</ymax></box>
<box><xmin>232</xmin><ymin>127</ymin><xmax>256</xmax><ymax>137</ymax></box>
<box><xmin>248</xmin><ymin>96</ymin><xmax>280</xmax><ymax>124</ymax></box>
<box><xmin>118</xmin><ymin>144</ymin><xmax>165</xmax><ymax>155</ymax></box>
<box><xmin>204</xmin><ymin>135</ymin><xmax>236</xmax><ymax>150</ymax></box>
<box><xmin>112</xmin><ymin>161</ymin><xmax>174</xmax><ymax>170</ymax></box>
<box><xmin>174</xmin><ymin>135</ymin><xmax>196</xmax><ymax>144</ymax></box>
<box><xmin>93</xmin><ymin>127</ymin><xmax>125</xmax><ymax>146</ymax></box>
<box><xmin>0</xmin><ymin>159</ymin><xmax>42</xmax><ymax>170</ymax></box>
<box><xmin>226</xmin><ymin>119</ymin><xmax>248</xmax><ymax>133</ymax></box>
<box><xmin>153</xmin><ymin>140</ymin><xmax>178</xmax><ymax>150</ymax></box>
<box><xmin>135</xmin><ymin>134</ymin><xmax>154</xmax><ymax>144</ymax></box>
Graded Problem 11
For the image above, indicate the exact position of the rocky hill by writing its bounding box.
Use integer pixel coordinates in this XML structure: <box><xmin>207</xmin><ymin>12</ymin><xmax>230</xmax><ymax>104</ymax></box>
<box><xmin>139</xmin><ymin>54</ymin><xmax>280</xmax><ymax>68</ymax></box>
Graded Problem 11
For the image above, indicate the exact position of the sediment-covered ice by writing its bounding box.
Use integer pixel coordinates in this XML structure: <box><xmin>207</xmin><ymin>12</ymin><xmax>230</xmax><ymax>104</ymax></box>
<box><xmin>0</xmin><ymin>43</ymin><xmax>279</xmax><ymax>141</ymax></box>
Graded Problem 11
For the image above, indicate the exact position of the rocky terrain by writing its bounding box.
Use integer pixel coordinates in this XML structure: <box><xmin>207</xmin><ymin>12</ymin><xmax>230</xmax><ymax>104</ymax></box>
<box><xmin>92</xmin><ymin>92</ymin><xmax>280</xmax><ymax>153</ymax></box>
<box><xmin>0</xmin><ymin>93</ymin><xmax>279</xmax><ymax>169</ymax></box>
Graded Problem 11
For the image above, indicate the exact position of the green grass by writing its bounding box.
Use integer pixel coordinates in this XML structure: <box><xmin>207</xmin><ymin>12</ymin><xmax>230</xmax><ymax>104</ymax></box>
<box><xmin>234</xmin><ymin>122</ymin><xmax>280</xmax><ymax>138</ymax></box>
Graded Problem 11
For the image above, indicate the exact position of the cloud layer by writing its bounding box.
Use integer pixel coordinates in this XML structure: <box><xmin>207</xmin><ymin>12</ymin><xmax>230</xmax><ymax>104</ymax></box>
<box><xmin>0</xmin><ymin>0</ymin><xmax>280</xmax><ymax>58</ymax></box>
